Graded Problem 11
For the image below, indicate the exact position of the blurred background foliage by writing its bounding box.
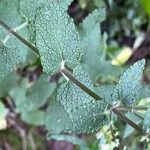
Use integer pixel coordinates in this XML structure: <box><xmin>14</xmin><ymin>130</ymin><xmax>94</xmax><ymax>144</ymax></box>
<box><xmin>0</xmin><ymin>0</ymin><xmax>150</xmax><ymax>149</ymax></box>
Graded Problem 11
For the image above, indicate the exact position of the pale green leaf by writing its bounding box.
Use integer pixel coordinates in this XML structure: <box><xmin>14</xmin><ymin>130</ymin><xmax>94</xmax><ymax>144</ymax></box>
<box><xmin>0</xmin><ymin>41</ymin><xmax>26</xmax><ymax>82</ymax></box>
<box><xmin>20</xmin><ymin>0</ymin><xmax>45</xmax><ymax>23</ymax></box>
<box><xmin>78</xmin><ymin>6</ymin><xmax>122</xmax><ymax>82</ymax></box>
<box><xmin>20</xmin><ymin>0</ymin><xmax>73</xmax><ymax>22</ymax></box>
<box><xmin>45</xmin><ymin>65</ymin><xmax>107</xmax><ymax>133</ymax></box>
<box><xmin>20</xmin><ymin>0</ymin><xmax>73</xmax><ymax>42</ymax></box>
<box><xmin>79</xmin><ymin>6</ymin><xmax>106</xmax><ymax>81</ymax></box>
<box><xmin>35</xmin><ymin>0</ymin><xmax>81</xmax><ymax>75</ymax></box>
<box><xmin>25</xmin><ymin>74</ymin><xmax>56</xmax><ymax>111</ymax></box>
<box><xmin>21</xmin><ymin>110</ymin><xmax>44</xmax><ymax>126</ymax></box>
<box><xmin>45</xmin><ymin>101</ymin><xmax>72</xmax><ymax>134</ymax></box>
<box><xmin>112</xmin><ymin>59</ymin><xmax>145</xmax><ymax>106</ymax></box>
<box><xmin>0</xmin><ymin>0</ymin><xmax>29</xmax><ymax>47</ymax></box>
<box><xmin>20</xmin><ymin>0</ymin><xmax>45</xmax><ymax>41</ymax></box>
<box><xmin>0</xmin><ymin>0</ymin><xmax>37</xmax><ymax>78</ymax></box>
<box><xmin>9</xmin><ymin>79</ymin><xmax>30</xmax><ymax>113</ymax></box>
<box><xmin>10</xmin><ymin>74</ymin><xmax>56</xmax><ymax>112</ymax></box>
<box><xmin>94</xmin><ymin>85</ymin><xmax>115</xmax><ymax>104</ymax></box>
<box><xmin>0</xmin><ymin>72</ymin><xmax>19</xmax><ymax>97</ymax></box>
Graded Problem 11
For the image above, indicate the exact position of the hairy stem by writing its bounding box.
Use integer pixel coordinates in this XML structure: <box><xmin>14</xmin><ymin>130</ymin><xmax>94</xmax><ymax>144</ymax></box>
<box><xmin>61</xmin><ymin>67</ymin><xmax>144</xmax><ymax>134</ymax></box>
<box><xmin>0</xmin><ymin>19</ymin><xmax>39</xmax><ymax>55</ymax></box>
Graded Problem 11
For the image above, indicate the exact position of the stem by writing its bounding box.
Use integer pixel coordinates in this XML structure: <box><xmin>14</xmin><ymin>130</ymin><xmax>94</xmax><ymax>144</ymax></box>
<box><xmin>3</xmin><ymin>22</ymin><xmax>28</xmax><ymax>44</ymax></box>
<box><xmin>0</xmin><ymin>19</ymin><xmax>39</xmax><ymax>56</ymax></box>
<box><xmin>60</xmin><ymin>68</ymin><xmax>101</xmax><ymax>100</ymax></box>
<box><xmin>116</xmin><ymin>106</ymin><xmax>148</xmax><ymax>111</ymax></box>
<box><xmin>60</xmin><ymin>67</ymin><xmax>144</xmax><ymax>135</ymax></box>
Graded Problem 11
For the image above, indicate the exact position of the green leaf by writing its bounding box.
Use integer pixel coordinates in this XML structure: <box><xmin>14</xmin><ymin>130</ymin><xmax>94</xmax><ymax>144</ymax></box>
<box><xmin>78</xmin><ymin>6</ymin><xmax>106</xmax><ymax>81</ymax></box>
<box><xmin>20</xmin><ymin>0</ymin><xmax>73</xmax><ymax>22</ymax></box>
<box><xmin>25</xmin><ymin>74</ymin><xmax>56</xmax><ymax>111</ymax></box>
<box><xmin>35</xmin><ymin>0</ymin><xmax>81</xmax><ymax>75</ymax></box>
<box><xmin>47</xmin><ymin>134</ymin><xmax>89</xmax><ymax>150</ymax></box>
<box><xmin>140</xmin><ymin>0</ymin><xmax>150</xmax><ymax>16</ymax></box>
<box><xmin>0</xmin><ymin>41</ymin><xmax>26</xmax><ymax>82</ymax></box>
<box><xmin>0</xmin><ymin>72</ymin><xmax>19</xmax><ymax>97</ymax></box>
<box><xmin>45</xmin><ymin>65</ymin><xmax>107</xmax><ymax>134</ymax></box>
<box><xmin>20</xmin><ymin>0</ymin><xmax>44</xmax><ymax>24</ymax></box>
<box><xmin>78</xmin><ymin>6</ymin><xmax>123</xmax><ymax>82</ymax></box>
<box><xmin>21</xmin><ymin>110</ymin><xmax>45</xmax><ymax>126</ymax></box>
<box><xmin>20</xmin><ymin>0</ymin><xmax>45</xmax><ymax>41</ymax></box>
<box><xmin>20</xmin><ymin>0</ymin><xmax>73</xmax><ymax>42</ymax></box>
<box><xmin>112</xmin><ymin>59</ymin><xmax>145</xmax><ymax>106</ymax></box>
<box><xmin>45</xmin><ymin>101</ymin><xmax>73</xmax><ymax>134</ymax></box>
<box><xmin>123</xmin><ymin>112</ymin><xmax>141</xmax><ymax>138</ymax></box>
<box><xmin>10</xmin><ymin>74</ymin><xmax>56</xmax><ymax>112</ymax></box>
<box><xmin>0</xmin><ymin>0</ymin><xmax>37</xmax><ymax>64</ymax></box>
<box><xmin>9</xmin><ymin>79</ymin><xmax>30</xmax><ymax>113</ymax></box>
<box><xmin>94</xmin><ymin>85</ymin><xmax>115</xmax><ymax>104</ymax></box>
<box><xmin>0</xmin><ymin>0</ymin><xmax>35</xmax><ymax>53</ymax></box>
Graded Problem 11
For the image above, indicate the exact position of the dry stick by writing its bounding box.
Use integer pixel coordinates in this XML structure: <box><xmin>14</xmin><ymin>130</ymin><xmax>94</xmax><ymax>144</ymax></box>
<box><xmin>0</xmin><ymin>19</ymin><xmax>144</xmax><ymax>135</ymax></box>
<box><xmin>61</xmin><ymin>68</ymin><xmax>144</xmax><ymax>134</ymax></box>
<box><xmin>0</xmin><ymin>19</ymin><xmax>39</xmax><ymax>56</ymax></box>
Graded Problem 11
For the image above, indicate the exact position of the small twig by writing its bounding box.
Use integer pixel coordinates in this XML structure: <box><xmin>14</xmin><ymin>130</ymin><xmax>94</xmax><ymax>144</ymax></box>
<box><xmin>0</xmin><ymin>19</ymin><xmax>39</xmax><ymax>56</ymax></box>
